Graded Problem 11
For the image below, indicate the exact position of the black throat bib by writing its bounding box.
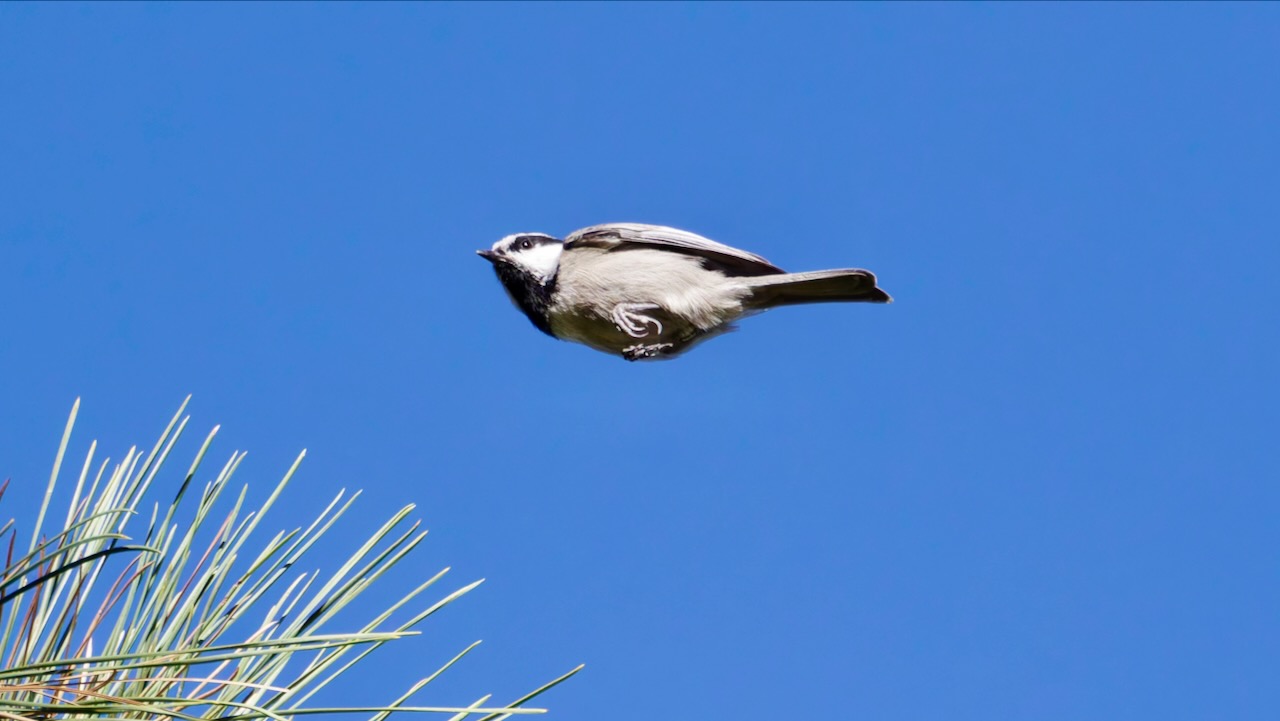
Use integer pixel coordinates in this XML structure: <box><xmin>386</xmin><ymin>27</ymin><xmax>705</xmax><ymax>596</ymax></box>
<box><xmin>493</xmin><ymin>264</ymin><xmax>557</xmax><ymax>337</ymax></box>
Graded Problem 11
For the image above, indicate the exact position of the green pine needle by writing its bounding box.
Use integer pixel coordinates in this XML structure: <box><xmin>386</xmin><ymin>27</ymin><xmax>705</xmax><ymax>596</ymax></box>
<box><xmin>0</xmin><ymin>400</ymin><xmax>580</xmax><ymax>720</ymax></box>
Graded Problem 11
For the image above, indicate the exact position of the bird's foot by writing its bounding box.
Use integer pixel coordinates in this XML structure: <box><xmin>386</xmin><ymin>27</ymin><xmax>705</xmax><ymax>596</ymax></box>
<box><xmin>622</xmin><ymin>343</ymin><xmax>675</xmax><ymax>361</ymax></box>
<box><xmin>611</xmin><ymin>303</ymin><xmax>664</xmax><ymax>338</ymax></box>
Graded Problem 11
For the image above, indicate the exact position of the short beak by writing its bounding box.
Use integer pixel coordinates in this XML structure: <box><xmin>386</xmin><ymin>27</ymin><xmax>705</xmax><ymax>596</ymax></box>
<box><xmin>476</xmin><ymin>249</ymin><xmax>499</xmax><ymax>263</ymax></box>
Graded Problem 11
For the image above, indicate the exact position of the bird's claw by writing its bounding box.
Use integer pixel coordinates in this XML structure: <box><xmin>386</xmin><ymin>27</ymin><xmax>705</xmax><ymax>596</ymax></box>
<box><xmin>611</xmin><ymin>303</ymin><xmax>664</xmax><ymax>338</ymax></box>
<box><xmin>622</xmin><ymin>343</ymin><xmax>675</xmax><ymax>361</ymax></box>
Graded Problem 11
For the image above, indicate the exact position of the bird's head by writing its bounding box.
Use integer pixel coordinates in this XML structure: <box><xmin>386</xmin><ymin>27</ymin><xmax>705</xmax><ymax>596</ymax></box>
<box><xmin>477</xmin><ymin>233</ymin><xmax>564</xmax><ymax>284</ymax></box>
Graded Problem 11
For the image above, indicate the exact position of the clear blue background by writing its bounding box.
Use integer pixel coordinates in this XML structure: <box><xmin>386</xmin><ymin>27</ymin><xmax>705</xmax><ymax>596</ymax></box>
<box><xmin>2</xmin><ymin>3</ymin><xmax>1277</xmax><ymax>719</ymax></box>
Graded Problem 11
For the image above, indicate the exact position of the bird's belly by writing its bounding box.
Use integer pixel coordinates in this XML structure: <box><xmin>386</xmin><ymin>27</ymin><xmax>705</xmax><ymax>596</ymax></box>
<box><xmin>548</xmin><ymin>305</ymin><xmax>702</xmax><ymax>358</ymax></box>
<box><xmin>548</xmin><ymin>248</ymin><xmax>755</xmax><ymax>358</ymax></box>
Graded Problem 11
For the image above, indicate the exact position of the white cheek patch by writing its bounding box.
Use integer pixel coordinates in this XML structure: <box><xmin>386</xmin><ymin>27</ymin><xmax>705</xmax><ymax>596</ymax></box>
<box><xmin>517</xmin><ymin>243</ymin><xmax>563</xmax><ymax>280</ymax></box>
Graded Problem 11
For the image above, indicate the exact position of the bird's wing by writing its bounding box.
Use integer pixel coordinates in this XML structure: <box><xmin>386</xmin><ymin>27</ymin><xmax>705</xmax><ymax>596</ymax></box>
<box><xmin>564</xmin><ymin>223</ymin><xmax>785</xmax><ymax>277</ymax></box>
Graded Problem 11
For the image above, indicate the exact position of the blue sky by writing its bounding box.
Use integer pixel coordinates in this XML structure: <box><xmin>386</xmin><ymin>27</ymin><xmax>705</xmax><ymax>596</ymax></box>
<box><xmin>2</xmin><ymin>3</ymin><xmax>1277</xmax><ymax>719</ymax></box>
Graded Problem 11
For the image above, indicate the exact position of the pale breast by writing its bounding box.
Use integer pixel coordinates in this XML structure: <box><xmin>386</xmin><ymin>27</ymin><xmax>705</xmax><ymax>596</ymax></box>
<box><xmin>548</xmin><ymin>247</ymin><xmax>754</xmax><ymax>356</ymax></box>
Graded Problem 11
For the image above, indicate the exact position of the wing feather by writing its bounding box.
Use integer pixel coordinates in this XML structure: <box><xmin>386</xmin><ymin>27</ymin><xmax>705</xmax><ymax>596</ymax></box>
<box><xmin>564</xmin><ymin>223</ymin><xmax>785</xmax><ymax>277</ymax></box>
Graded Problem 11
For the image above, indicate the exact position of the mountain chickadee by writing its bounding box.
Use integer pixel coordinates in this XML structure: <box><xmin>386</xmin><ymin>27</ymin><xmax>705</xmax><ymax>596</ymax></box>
<box><xmin>478</xmin><ymin>223</ymin><xmax>891</xmax><ymax>361</ymax></box>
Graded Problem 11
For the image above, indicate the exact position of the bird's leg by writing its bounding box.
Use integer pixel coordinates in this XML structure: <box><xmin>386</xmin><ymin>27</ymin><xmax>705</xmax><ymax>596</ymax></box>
<box><xmin>611</xmin><ymin>303</ymin><xmax>664</xmax><ymax>338</ymax></box>
<box><xmin>622</xmin><ymin>343</ymin><xmax>676</xmax><ymax>361</ymax></box>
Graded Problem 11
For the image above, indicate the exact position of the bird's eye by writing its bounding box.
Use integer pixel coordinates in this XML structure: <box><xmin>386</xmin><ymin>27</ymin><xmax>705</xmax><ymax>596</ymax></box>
<box><xmin>520</xmin><ymin>239</ymin><xmax>533</xmax><ymax>250</ymax></box>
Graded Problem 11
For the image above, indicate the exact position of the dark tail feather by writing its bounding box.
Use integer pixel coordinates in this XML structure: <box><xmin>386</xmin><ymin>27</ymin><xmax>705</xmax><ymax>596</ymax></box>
<box><xmin>744</xmin><ymin>269</ymin><xmax>891</xmax><ymax>310</ymax></box>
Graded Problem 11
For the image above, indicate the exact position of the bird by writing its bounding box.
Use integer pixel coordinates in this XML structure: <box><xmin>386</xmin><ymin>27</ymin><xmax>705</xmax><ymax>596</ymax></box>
<box><xmin>477</xmin><ymin>223</ymin><xmax>890</xmax><ymax>361</ymax></box>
